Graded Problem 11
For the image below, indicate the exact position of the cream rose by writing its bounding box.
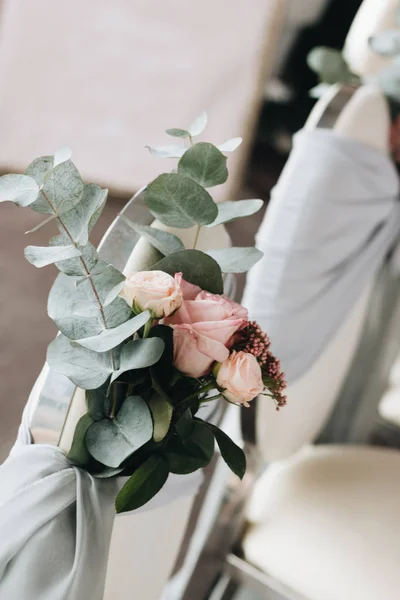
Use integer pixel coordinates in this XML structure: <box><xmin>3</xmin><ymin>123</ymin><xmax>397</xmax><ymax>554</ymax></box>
<box><xmin>216</xmin><ymin>351</ymin><xmax>264</xmax><ymax>406</ymax></box>
<box><xmin>119</xmin><ymin>270</ymin><xmax>183</xmax><ymax>318</ymax></box>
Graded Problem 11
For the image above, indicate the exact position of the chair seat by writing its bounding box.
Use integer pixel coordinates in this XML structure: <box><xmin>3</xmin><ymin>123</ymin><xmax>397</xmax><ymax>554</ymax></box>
<box><xmin>243</xmin><ymin>445</ymin><xmax>400</xmax><ymax>600</ymax></box>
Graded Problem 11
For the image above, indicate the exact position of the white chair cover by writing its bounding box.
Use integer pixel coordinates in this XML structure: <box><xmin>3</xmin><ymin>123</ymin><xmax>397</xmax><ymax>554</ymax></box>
<box><xmin>243</xmin><ymin>128</ymin><xmax>400</xmax><ymax>384</ymax></box>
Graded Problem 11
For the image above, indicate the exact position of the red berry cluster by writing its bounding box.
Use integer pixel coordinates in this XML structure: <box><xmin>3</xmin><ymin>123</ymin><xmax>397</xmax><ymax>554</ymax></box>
<box><xmin>234</xmin><ymin>320</ymin><xmax>287</xmax><ymax>410</ymax></box>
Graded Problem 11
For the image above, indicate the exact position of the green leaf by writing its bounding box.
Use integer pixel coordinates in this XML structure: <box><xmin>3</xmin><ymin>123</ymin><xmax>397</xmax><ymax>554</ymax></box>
<box><xmin>144</xmin><ymin>173</ymin><xmax>218</xmax><ymax>228</ymax></box>
<box><xmin>87</xmin><ymin>383</ymin><xmax>109</xmax><ymax>421</ymax></box>
<box><xmin>111</xmin><ymin>338</ymin><xmax>165</xmax><ymax>383</ymax></box>
<box><xmin>369</xmin><ymin>30</ymin><xmax>400</xmax><ymax>57</ymax></box>
<box><xmin>25</xmin><ymin>214</ymin><xmax>57</xmax><ymax>234</ymax></box>
<box><xmin>115</xmin><ymin>455</ymin><xmax>169</xmax><ymax>513</ymax></box>
<box><xmin>74</xmin><ymin>311</ymin><xmax>151</xmax><ymax>352</ymax></box>
<box><xmin>178</xmin><ymin>142</ymin><xmax>228</xmax><ymax>188</ymax></box>
<box><xmin>175</xmin><ymin>408</ymin><xmax>195</xmax><ymax>441</ymax></box>
<box><xmin>208</xmin><ymin>424</ymin><xmax>246</xmax><ymax>479</ymax></box>
<box><xmin>47</xmin><ymin>334</ymin><xmax>113</xmax><ymax>389</ymax></box>
<box><xmin>307</xmin><ymin>47</ymin><xmax>350</xmax><ymax>84</ymax></box>
<box><xmin>207</xmin><ymin>247</ymin><xmax>263</xmax><ymax>273</ymax></box>
<box><xmin>146</xmin><ymin>145</ymin><xmax>186</xmax><ymax>158</ymax></box>
<box><xmin>120</xmin><ymin>216</ymin><xmax>185</xmax><ymax>256</ymax></box>
<box><xmin>58</xmin><ymin>184</ymin><xmax>108</xmax><ymax>245</ymax></box>
<box><xmin>151</xmin><ymin>249</ymin><xmax>223</xmax><ymax>294</ymax></box>
<box><xmin>94</xmin><ymin>466</ymin><xmax>124</xmax><ymax>479</ymax></box>
<box><xmin>207</xmin><ymin>199</ymin><xmax>263</xmax><ymax>227</ymax></box>
<box><xmin>0</xmin><ymin>174</ymin><xmax>40</xmax><ymax>207</ymax></box>
<box><xmin>148</xmin><ymin>393</ymin><xmax>173</xmax><ymax>442</ymax></box>
<box><xmin>188</xmin><ymin>112</ymin><xmax>208</xmax><ymax>137</ymax></box>
<box><xmin>26</xmin><ymin>156</ymin><xmax>84</xmax><ymax>215</ymax></box>
<box><xmin>53</xmin><ymin>145</ymin><xmax>72</xmax><ymax>168</ymax></box>
<box><xmin>166</xmin><ymin>128</ymin><xmax>191</xmax><ymax>138</ymax></box>
<box><xmin>86</xmin><ymin>396</ymin><xmax>153</xmax><ymax>468</ymax></box>
<box><xmin>218</xmin><ymin>138</ymin><xmax>242</xmax><ymax>153</ymax></box>
<box><xmin>165</xmin><ymin>420</ymin><xmax>214</xmax><ymax>474</ymax></box>
<box><xmin>378</xmin><ymin>66</ymin><xmax>400</xmax><ymax>102</ymax></box>
<box><xmin>67</xmin><ymin>413</ymin><xmax>94</xmax><ymax>467</ymax></box>
<box><xmin>24</xmin><ymin>244</ymin><xmax>81</xmax><ymax>268</ymax></box>
<box><xmin>149</xmin><ymin>325</ymin><xmax>174</xmax><ymax>387</ymax></box>
<box><xmin>50</xmin><ymin>233</ymin><xmax>99</xmax><ymax>276</ymax></box>
<box><xmin>48</xmin><ymin>269</ymin><xmax>130</xmax><ymax>339</ymax></box>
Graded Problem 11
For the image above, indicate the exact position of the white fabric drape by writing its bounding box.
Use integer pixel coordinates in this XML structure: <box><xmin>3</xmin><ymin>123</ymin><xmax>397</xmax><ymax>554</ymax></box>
<box><xmin>0</xmin><ymin>383</ymin><xmax>218</xmax><ymax>599</ymax></box>
<box><xmin>0</xmin><ymin>402</ymin><xmax>117</xmax><ymax>600</ymax></box>
<box><xmin>243</xmin><ymin>129</ymin><xmax>400</xmax><ymax>383</ymax></box>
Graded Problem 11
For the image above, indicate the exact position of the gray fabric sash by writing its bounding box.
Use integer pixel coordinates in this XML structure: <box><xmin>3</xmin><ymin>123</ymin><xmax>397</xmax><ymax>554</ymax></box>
<box><xmin>243</xmin><ymin>129</ymin><xmax>400</xmax><ymax>383</ymax></box>
<box><xmin>0</xmin><ymin>401</ymin><xmax>117</xmax><ymax>600</ymax></box>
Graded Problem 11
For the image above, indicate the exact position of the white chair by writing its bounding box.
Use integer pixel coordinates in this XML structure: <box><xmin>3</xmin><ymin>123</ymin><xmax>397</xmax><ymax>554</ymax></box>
<box><xmin>212</xmin><ymin>2</ymin><xmax>400</xmax><ymax>598</ymax></box>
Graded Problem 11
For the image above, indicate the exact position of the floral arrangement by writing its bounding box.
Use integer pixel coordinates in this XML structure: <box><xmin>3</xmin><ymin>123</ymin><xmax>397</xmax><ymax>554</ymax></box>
<box><xmin>0</xmin><ymin>114</ymin><xmax>286</xmax><ymax>512</ymax></box>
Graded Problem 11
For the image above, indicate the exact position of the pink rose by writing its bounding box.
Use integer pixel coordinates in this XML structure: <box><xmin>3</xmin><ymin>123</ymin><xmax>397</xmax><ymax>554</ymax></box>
<box><xmin>165</xmin><ymin>281</ymin><xmax>248</xmax><ymax>377</ymax></box>
<box><xmin>216</xmin><ymin>351</ymin><xmax>264</xmax><ymax>406</ymax></box>
<box><xmin>120</xmin><ymin>270</ymin><xmax>183</xmax><ymax>318</ymax></box>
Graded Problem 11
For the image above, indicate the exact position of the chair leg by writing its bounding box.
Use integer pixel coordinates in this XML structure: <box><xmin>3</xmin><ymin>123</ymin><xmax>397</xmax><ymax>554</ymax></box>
<box><xmin>209</xmin><ymin>573</ymin><xmax>241</xmax><ymax>600</ymax></box>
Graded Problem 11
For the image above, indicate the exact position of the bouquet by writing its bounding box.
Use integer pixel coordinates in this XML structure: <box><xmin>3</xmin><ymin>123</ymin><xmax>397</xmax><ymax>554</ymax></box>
<box><xmin>0</xmin><ymin>114</ymin><xmax>286</xmax><ymax>513</ymax></box>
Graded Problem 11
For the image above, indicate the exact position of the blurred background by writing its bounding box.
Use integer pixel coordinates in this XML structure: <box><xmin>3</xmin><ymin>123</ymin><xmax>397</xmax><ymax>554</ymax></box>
<box><xmin>0</xmin><ymin>0</ymin><xmax>364</xmax><ymax>460</ymax></box>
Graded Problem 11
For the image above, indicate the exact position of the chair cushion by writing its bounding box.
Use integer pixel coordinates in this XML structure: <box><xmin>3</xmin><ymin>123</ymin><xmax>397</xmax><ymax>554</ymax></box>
<box><xmin>243</xmin><ymin>445</ymin><xmax>400</xmax><ymax>600</ymax></box>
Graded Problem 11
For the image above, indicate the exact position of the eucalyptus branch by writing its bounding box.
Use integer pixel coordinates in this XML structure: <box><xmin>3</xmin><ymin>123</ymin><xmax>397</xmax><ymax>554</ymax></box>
<box><xmin>40</xmin><ymin>187</ymin><xmax>116</xmax><ymax>370</ymax></box>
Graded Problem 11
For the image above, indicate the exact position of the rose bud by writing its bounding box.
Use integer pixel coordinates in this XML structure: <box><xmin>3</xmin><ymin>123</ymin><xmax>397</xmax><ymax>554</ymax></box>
<box><xmin>215</xmin><ymin>351</ymin><xmax>264</xmax><ymax>407</ymax></box>
<box><xmin>119</xmin><ymin>270</ymin><xmax>183</xmax><ymax>318</ymax></box>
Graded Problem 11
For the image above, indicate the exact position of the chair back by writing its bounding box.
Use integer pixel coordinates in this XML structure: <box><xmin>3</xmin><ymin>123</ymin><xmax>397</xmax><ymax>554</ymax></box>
<box><xmin>248</xmin><ymin>84</ymin><xmax>399</xmax><ymax>461</ymax></box>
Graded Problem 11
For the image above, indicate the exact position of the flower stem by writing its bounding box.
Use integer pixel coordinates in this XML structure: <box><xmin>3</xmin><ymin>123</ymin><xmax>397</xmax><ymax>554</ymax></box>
<box><xmin>192</xmin><ymin>224</ymin><xmax>201</xmax><ymax>250</ymax></box>
<box><xmin>40</xmin><ymin>187</ymin><xmax>116</xmax><ymax>371</ymax></box>
<box><xmin>142</xmin><ymin>317</ymin><xmax>153</xmax><ymax>339</ymax></box>
<box><xmin>179</xmin><ymin>381</ymin><xmax>217</xmax><ymax>406</ymax></box>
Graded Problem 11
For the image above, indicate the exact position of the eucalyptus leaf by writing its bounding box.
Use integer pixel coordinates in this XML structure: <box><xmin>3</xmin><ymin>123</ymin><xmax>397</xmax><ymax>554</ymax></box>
<box><xmin>47</xmin><ymin>334</ymin><xmax>113</xmax><ymax>389</ymax></box>
<box><xmin>146</xmin><ymin>145</ymin><xmax>186</xmax><ymax>159</ymax></box>
<box><xmin>207</xmin><ymin>247</ymin><xmax>263</xmax><ymax>273</ymax></box>
<box><xmin>53</xmin><ymin>146</ymin><xmax>72</xmax><ymax>168</ymax></box>
<box><xmin>111</xmin><ymin>338</ymin><xmax>165</xmax><ymax>383</ymax></box>
<box><xmin>207</xmin><ymin>199</ymin><xmax>263</xmax><ymax>227</ymax></box>
<box><xmin>188</xmin><ymin>112</ymin><xmax>208</xmax><ymax>137</ymax></box>
<box><xmin>378</xmin><ymin>66</ymin><xmax>400</xmax><ymax>102</ymax></box>
<box><xmin>144</xmin><ymin>173</ymin><xmax>217</xmax><ymax>228</ymax></box>
<box><xmin>86</xmin><ymin>396</ymin><xmax>153</xmax><ymax>468</ymax></box>
<box><xmin>103</xmin><ymin>281</ymin><xmax>126</xmax><ymax>307</ymax></box>
<box><xmin>58</xmin><ymin>184</ymin><xmax>108</xmax><ymax>245</ymax></box>
<box><xmin>0</xmin><ymin>174</ymin><xmax>40</xmax><ymax>207</ymax></box>
<box><xmin>208</xmin><ymin>423</ymin><xmax>246</xmax><ymax>479</ymax></box>
<box><xmin>165</xmin><ymin>419</ymin><xmax>214</xmax><ymax>474</ymax></box>
<box><xmin>148</xmin><ymin>393</ymin><xmax>173</xmax><ymax>442</ymax></box>
<box><xmin>218</xmin><ymin>138</ymin><xmax>242</xmax><ymax>153</ymax></box>
<box><xmin>26</xmin><ymin>156</ymin><xmax>84</xmax><ymax>215</ymax></box>
<box><xmin>67</xmin><ymin>413</ymin><xmax>94</xmax><ymax>467</ymax></box>
<box><xmin>120</xmin><ymin>216</ymin><xmax>185</xmax><ymax>256</ymax></box>
<box><xmin>115</xmin><ymin>455</ymin><xmax>169</xmax><ymax>513</ymax></box>
<box><xmin>307</xmin><ymin>47</ymin><xmax>350</xmax><ymax>84</ymax></box>
<box><xmin>24</xmin><ymin>244</ymin><xmax>81</xmax><ymax>268</ymax></box>
<box><xmin>25</xmin><ymin>214</ymin><xmax>57</xmax><ymax>234</ymax></box>
<box><xmin>165</xmin><ymin>128</ymin><xmax>191</xmax><ymax>138</ymax></box>
<box><xmin>75</xmin><ymin>311</ymin><xmax>151</xmax><ymax>352</ymax></box>
<box><xmin>87</xmin><ymin>383</ymin><xmax>109</xmax><ymax>421</ymax></box>
<box><xmin>151</xmin><ymin>249</ymin><xmax>223</xmax><ymax>294</ymax></box>
<box><xmin>178</xmin><ymin>142</ymin><xmax>228</xmax><ymax>188</ymax></box>
<box><xmin>94</xmin><ymin>466</ymin><xmax>124</xmax><ymax>479</ymax></box>
<box><xmin>50</xmin><ymin>233</ymin><xmax>99</xmax><ymax>276</ymax></box>
<box><xmin>48</xmin><ymin>271</ymin><xmax>130</xmax><ymax>340</ymax></box>
<box><xmin>369</xmin><ymin>30</ymin><xmax>400</xmax><ymax>57</ymax></box>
